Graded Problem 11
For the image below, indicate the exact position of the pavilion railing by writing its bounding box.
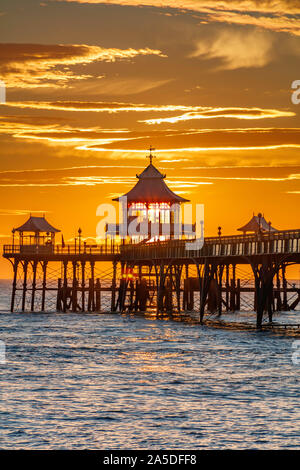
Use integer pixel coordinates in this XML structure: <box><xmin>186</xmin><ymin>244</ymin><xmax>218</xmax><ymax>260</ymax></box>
<box><xmin>120</xmin><ymin>229</ymin><xmax>300</xmax><ymax>260</ymax></box>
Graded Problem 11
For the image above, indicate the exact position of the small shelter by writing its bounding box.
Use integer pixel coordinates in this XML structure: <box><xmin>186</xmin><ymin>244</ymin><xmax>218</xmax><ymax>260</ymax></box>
<box><xmin>14</xmin><ymin>215</ymin><xmax>60</xmax><ymax>246</ymax></box>
<box><xmin>237</xmin><ymin>213</ymin><xmax>278</xmax><ymax>234</ymax></box>
<box><xmin>110</xmin><ymin>147</ymin><xmax>191</xmax><ymax>241</ymax></box>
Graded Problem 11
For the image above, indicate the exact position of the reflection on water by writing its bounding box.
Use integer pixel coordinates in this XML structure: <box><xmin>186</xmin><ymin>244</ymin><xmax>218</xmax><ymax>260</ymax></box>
<box><xmin>1</xmin><ymin>303</ymin><xmax>300</xmax><ymax>449</ymax></box>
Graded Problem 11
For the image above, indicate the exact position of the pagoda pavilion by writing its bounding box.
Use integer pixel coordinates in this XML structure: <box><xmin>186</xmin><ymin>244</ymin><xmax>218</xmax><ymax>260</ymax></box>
<box><xmin>237</xmin><ymin>213</ymin><xmax>278</xmax><ymax>234</ymax></box>
<box><xmin>108</xmin><ymin>147</ymin><xmax>193</xmax><ymax>242</ymax></box>
<box><xmin>13</xmin><ymin>215</ymin><xmax>60</xmax><ymax>252</ymax></box>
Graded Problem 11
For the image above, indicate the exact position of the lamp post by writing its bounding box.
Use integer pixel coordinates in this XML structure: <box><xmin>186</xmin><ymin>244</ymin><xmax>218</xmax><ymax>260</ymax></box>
<box><xmin>218</xmin><ymin>226</ymin><xmax>222</xmax><ymax>238</ymax></box>
<box><xmin>12</xmin><ymin>228</ymin><xmax>15</xmax><ymax>249</ymax></box>
<box><xmin>78</xmin><ymin>228</ymin><xmax>82</xmax><ymax>253</ymax></box>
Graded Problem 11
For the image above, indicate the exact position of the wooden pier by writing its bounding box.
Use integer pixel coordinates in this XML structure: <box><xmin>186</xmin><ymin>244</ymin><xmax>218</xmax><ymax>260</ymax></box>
<box><xmin>3</xmin><ymin>228</ymin><xmax>300</xmax><ymax>329</ymax></box>
<box><xmin>2</xmin><ymin>153</ymin><xmax>300</xmax><ymax>329</ymax></box>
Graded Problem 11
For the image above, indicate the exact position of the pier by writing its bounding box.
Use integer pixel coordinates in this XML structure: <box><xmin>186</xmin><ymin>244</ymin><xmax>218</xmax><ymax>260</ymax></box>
<box><xmin>3</xmin><ymin>150</ymin><xmax>300</xmax><ymax>329</ymax></box>
<box><xmin>3</xmin><ymin>228</ymin><xmax>300</xmax><ymax>328</ymax></box>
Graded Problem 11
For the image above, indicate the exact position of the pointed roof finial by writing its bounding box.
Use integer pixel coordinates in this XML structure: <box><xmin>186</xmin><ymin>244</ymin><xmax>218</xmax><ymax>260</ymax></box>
<box><xmin>147</xmin><ymin>145</ymin><xmax>156</xmax><ymax>165</ymax></box>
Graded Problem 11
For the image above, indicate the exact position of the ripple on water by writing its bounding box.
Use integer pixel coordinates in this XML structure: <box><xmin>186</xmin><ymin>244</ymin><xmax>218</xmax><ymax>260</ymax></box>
<box><xmin>0</xmin><ymin>309</ymin><xmax>300</xmax><ymax>449</ymax></box>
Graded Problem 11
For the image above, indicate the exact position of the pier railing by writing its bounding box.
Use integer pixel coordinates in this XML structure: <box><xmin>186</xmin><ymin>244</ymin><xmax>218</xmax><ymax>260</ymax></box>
<box><xmin>120</xmin><ymin>229</ymin><xmax>300</xmax><ymax>261</ymax></box>
<box><xmin>3</xmin><ymin>229</ymin><xmax>300</xmax><ymax>261</ymax></box>
<box><xmin>3</xmin><ymin>243</ymin><xmax>120</xmax><ymax>256</ymax></box>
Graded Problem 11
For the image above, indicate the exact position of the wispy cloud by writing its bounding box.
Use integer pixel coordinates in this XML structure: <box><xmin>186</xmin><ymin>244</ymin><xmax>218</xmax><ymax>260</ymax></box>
<box><xmin>0</xmin><ymin>209</ymin><xmax>50</xmax><ymax>216</ymax></box>
<box><xmin>1</xmin><ymin>117</ymin><xmax>300</xmax><ymax>154</ymax></box>
<box><xmin>0</xmin><ymin>165</ymin><xmax>143</xmax><ymax>175</ymax></box>
<box><xmin>141</xmin><ymin>107</ymin><xmax>295</xmax><ymax>124</ymax></box>
<box><xmin>0</xmin><ymin>172</ymin><xmax>298</xmax><ymax>189</ymax></box>
<box><xmin>3</xmin><ymin>103</ymin><xmax>296</xmax><ymax>123</ymax></box>
<box><xmin>0</xmin><ymin>43</ymin><xmax>166</xmax><ymax>88</ymax></box>
<box><xmin>190</xmin><ymin>29</ymin><xmax>274</xmax><ymax>69</ymax></box>
<box><xmin>80</xmin><ymin>144</ymin><xmax>300</xmax><ymax>154</ymax></box>
<box><xmin>0</xmin><ymin>117</ymin><xmax>131</xmax><ymax>146</ymax></box>
<box><xmin>62</xmin><ymin>175</ymin><xmax>136</xmax><ymax>186</ymax></box>
<box><xmin>3</xmin><ymin>101</ymin><xmax>207</xmax><ymax>113</ymax></box>
<box><xmin>178</xmin><ymin>174</ymin><xmax>300</xmax><ymax>182</ymax></box>
<box><xmin>54</xmin><ymin>1</ymin><xmax>300</xmax><ymax>36</ymax></box>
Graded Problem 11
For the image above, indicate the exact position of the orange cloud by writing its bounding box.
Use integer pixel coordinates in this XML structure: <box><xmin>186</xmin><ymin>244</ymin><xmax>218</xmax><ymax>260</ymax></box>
<box><xmin>1</xmin><ymin>116</ymin><xmax>300</xmax><ymax>155</ymax></box>
<box><xmin>0</xmin><ymin>117</ymin><xmax>132</xmax><ymax>149</ymax></box>
<box><xmin>0</xmin><ymin>209</ymin><xmax>50</xmax><ymax>216</ymax></box>
<box><xmin>0</xmin><ymin>169</ymin><xmax>299</xmax><ymax>189</ymax></box>
<box><xmin>190</xmin><ymin>29</ymin><xmax>274</xmax><ymax>69</ymax></box>
<box><xmin>3</xmin><ymin>101</ymin><xmax>201</xmax><ymax>113</ymax></box>
<box><xmin>78</xmin><ymin>127</ymin><xmax>300</xmax><ymax>154</ymax></box>
<box><xmin>2</xmin><ymin>102</ymin><xmax>295</xmax><ymax>123</ymax></box>
<box><xmin>141</xmin><ymin>108</ymin><xmax>296</xmax><ymax>124</ymax></box>
<box><xmin>0</xmin><ymin>43</ymin><xmax>166</xmax><ymax>88</ymax></box>
<box><xmin>54</xmin><ymin>1</ymin><xmax>300</xmax><ymax>35</ymax></box>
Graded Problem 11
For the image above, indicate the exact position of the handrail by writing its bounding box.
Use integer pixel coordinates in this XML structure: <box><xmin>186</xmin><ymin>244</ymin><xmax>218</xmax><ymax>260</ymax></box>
<box><xmin>120</xmin><ymin>229</ymin><xmax>300</xmax><ymax>260</ymax></box>
<box><xmin>2</xmin><ymin>243</ymin><xmax>120</xmax><ymax>255</ymax></box>
<box><xmin>3</xmin><ymin>229</ymin><xmax>300</xmax><ymax>259</ymax></box>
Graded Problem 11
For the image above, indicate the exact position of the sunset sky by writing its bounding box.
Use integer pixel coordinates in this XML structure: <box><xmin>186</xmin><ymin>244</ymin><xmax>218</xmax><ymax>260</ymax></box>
<box><xmin>0</xmin><ymin>0</ymin><xmax>299</xmax><ymax>277</ymax></box>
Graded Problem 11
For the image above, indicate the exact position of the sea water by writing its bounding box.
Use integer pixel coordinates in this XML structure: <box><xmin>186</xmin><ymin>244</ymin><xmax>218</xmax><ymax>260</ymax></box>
<box><xmin>0</xmin><ymin>280</ymin><xmax>300</xmax><ymax>449</ymax></box>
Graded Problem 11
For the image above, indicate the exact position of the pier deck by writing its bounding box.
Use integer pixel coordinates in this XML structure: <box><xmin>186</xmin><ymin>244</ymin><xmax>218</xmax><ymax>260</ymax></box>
<box><xmin>3</xmin><ymin>229</ymin><xmax>300</xmax><ymax>328</ymax></box>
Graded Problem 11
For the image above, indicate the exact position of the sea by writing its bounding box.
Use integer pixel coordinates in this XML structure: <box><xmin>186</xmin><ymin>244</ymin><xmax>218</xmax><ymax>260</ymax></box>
<box><xmin>0</xmin><ymin>279</ymin><xmax>300</xmax><ymax>449</ymax></box>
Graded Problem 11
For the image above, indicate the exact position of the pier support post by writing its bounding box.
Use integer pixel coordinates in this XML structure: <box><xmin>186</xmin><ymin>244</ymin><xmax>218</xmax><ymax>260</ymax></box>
<box><xmin>88</xmin><ymin>279</ymin><xmax>92</xmax><ymax>311</ymax></box>
<box><xmin>62</xmin><ymin>261</ymin><xmax>68</xmax><ymax>312</ymax></box>
<box><xmin>236</xmin><ymin>278</ymin><xmax>241</xmax><ymax>312</ymax></box>
<box><xmin>41</xmin><ymin>261</ymin><xmax>48</xmax><ymax>312</ymax></box>
<box><xmin>175</xmin><ymin>265</ymin><xmax>182</xmax><ymax>313</ymax></box>
<box><xmin>230</xmin><ymin>264</ymin><xmax>236</xmax><ymax>311</ymax></box>
<box><xmin>111</xmin><ymin>260</ymin><xmax>117</xmax><ymax>312</ymax></box>
<box><xmin>183</xmin><ymin>264</ymin><xmax>189</xmax><ymax>311</ymax></box>
<box><xmin>217</xmin><ymin>265</ymin><xmax>224</xmax><ymax>316</ymax></box>
<box><xmin>10</xmin><ymin>259</ymin><xmax>19</xmax><ymax>312</ymax></box>
<box><xmin>157</xmin><ymin>262</ymin><xmax>168</xmax><ymax>314</ymax></box>
<box><xmin>199</xmin><ymin>261</ymin><xmax>218</xmax><ymax>323</ymax></box>
<box><xmin>282</xmin><ymin>264</ymin><xmax>289</xmax><ymax>310</ymax></box>
<box><xmin>251</xmin><ymin>258</ymin><xmax>277</xmax><ymax>328</ymax></box>
<box><xmin>90</xmin><ymin>261</ymin><xmax>95</xmax><ymax>311</ymax></box>
<box><xmin>71</xmin><ymin>261</ymin><xmax>78</xmax><ymax>312</ymax></box>
<box><xmin>95</xmin><ymin>278</ymin><xmax>101</xmax><ymax>312</ymax></box>
<box><xmin>164</xmin><ymin>264</ymin><xmax>173</xmax><ymax>313</ymax></box>
<box><xmin>198</xmin><ymin>262</ymin><xmax>207</xmax><ymax>323</ymax></box>
<box><xmin>21</xmin><ymin>260</ymin><xmax>28</xmax><ymax>312</ymax></box>
<box><xmin>81</xmin><ymin>261</ymin><xmax>85</xmax><ymax>312</ymax></box>
<box><xmin>56</xmin><ymin>278</ymin><xmax>62</xmax><ymax>311</ymax></box>
<box><xmin>225</xmin><ymin>264</ymin><xmax>230</xmax><ymax>312</ymax></box>
<box><xmin>30</xmin><ymin>261</ymin><xmax>38</xmax><ymax>312</ymax></box>
<box><xmin>118</xmin><ymin>279</ymin><xmax>127</xmax><ymax>312</ymax></box>
<box><xmin>276</xmin><ymin>271</ymin><xmax>282</xmax><ymax>311</ymax></box>
<box><xmin>129</xmin><ymin>279</ymin><xmax>134</xmax><ymax>312</ymax></box>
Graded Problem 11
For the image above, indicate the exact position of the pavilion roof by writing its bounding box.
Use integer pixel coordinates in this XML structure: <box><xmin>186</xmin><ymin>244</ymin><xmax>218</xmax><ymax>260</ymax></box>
<box><xmin>113</xmin><ymin>163</ymin><xmax>189</xmax><ymax>204</ymax></box>
<box><xmin>15</xmin><ymin>216</ymin><xmax>60</xmax><ymax>233</ymax></box>
<box><xmin>237</xmin><ymin>214</ymin><xmax>278</xmax><ymax>233</ymax></box>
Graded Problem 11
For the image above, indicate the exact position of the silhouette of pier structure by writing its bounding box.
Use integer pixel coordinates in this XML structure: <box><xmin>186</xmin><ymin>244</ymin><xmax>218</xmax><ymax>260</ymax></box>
<box><xmin>3</xmin><ymin>149</ymin><xmax>300</xmax><ymax>328</ymax></box>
